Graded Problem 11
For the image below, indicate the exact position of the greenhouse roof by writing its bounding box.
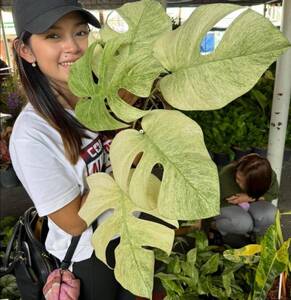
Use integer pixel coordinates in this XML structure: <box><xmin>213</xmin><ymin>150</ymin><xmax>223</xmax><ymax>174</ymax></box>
<box><xmin>0</xmin><ymin>0</ymin><xmax>282</xmax><ymax>10</ymax></box>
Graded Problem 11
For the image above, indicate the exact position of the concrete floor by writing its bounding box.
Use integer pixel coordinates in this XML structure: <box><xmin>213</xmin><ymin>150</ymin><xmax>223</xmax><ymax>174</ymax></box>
<box><xmin>1</xmin><ymin>159</ymin><xmax>291</xmax><ymax>239</ymax></box>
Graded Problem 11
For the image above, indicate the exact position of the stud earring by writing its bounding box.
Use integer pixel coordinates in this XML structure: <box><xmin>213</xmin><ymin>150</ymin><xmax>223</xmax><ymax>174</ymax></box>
<box><xmin>32</xmin><ymin>62</ymin><xmax>36</xmax><ymax>67</ymax></box>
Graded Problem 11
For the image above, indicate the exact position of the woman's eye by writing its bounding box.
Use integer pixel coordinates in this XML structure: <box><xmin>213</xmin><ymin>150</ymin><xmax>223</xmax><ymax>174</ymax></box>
<box><xmin>76</xmin><ymin>30</ymin><xmax>89</xmax><ymax>37</ymax></box>
<box><xmin>46</xmin><ymin>33</ymin><xmax>60</xmax><ymax>39</ymax></box>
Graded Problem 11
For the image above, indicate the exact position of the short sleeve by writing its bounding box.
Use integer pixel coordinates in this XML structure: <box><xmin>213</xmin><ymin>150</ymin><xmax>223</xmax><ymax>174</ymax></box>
<box><xmin>10</xmin><ymin>137</ymin><xmax>80</xmax><ymax>217</ymax></box>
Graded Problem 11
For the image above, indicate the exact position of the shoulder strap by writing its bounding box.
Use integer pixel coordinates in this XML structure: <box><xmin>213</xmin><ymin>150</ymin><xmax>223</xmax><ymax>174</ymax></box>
<box><xmin>60</xmin><ymin>235</ymin><xmax>81</xmax><ymax>270</ymax></box>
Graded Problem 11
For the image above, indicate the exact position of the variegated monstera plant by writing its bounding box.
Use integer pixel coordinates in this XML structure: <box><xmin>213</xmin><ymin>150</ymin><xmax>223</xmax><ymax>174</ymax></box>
<box><xmin>68</xmin><ymin>1</ymin><xmax>290</xmax><ymax>298</ymax></box>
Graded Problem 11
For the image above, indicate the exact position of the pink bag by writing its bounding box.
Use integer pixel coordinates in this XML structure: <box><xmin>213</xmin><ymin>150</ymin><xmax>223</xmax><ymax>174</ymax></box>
<box><xmin>43</xmin><ymin>268</ymin><xmax>80</xmax><ymax>300</ymax></box>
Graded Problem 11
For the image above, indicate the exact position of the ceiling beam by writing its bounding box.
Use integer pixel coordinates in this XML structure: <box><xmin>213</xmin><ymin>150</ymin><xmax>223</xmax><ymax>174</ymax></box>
<box><xmin>0</xmin><ymin>0</ymin><xmax>282</xmax><ymax>10</ymax></box>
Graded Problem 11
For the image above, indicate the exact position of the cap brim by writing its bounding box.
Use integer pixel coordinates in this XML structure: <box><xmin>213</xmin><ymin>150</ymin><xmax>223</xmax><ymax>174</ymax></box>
<box><xmin>24</xmin><ymin>6</ymin><xmax>100</xmax><ymax>34</ymax></box>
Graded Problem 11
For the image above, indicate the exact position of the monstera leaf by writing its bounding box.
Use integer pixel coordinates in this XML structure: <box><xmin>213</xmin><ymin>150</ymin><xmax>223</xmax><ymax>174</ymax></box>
<box><xmin>70</xmin><ymin>0</ymin><xmax>172</xmax><ymax>131</ymax></box>
<box><xmin>79</xmin><ymin>172</ymin><xmax>178</xmax><ymax>299</ymax></box>
<box><xmin>110</xmin><ymin>109</ymin><xmax>219</xmax><ymax>220</ymax></box>
<box><xmin>69</xmin><ymin>42</ymin><xmax>128</xmax><ymax>130</ymax></box>
<box><xmin>153</xmin><ymin>4</ymin><xmax>291</xmax><ymax>110</ymax></box>
<box><xmin>100</xmin><ymin>0</ymin><xmax>172</xmax><ymax>54</ymax></box>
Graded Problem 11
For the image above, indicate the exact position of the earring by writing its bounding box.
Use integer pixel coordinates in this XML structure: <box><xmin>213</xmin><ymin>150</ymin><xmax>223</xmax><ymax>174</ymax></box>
<box><xmin>32</xmin><ymin>62</ymin><xmax>36</xmax><ymax>67</ymax></box>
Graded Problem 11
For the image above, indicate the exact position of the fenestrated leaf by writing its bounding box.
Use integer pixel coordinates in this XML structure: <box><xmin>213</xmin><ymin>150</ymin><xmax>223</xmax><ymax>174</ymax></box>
<box><xmin>79</xmin><ymin>172</ymin><xmax>178</xmax><ymax>299</ymax></box>
<box><xmin>110</xmin><ymin>109</ymin><xmax>219</xmax><ymax>220</ymax></box>
<box><xmin>153</xmin><ymin>4</ymin><xmax>291</xmax><ymax>110</ymax></box>
<box><xmin>69</xmin><ymin>42</ymin><xmax>130</xmax><ymax>130</ymax></box>
<box><xmin>69</xmin><ymin>42</ymin><xmax>98</xmax><ymax>97</ymax></box>
<box><xmin>252</xmin><ymin>225</ymin><xmax>291</xmax><ymax>299</ymax></box>
<box><xmin>82</xmin><ymin>0</ymin><xmax>172</xmax><ymax>126</ymax></box>
<box><xmin>100</xmin><ymin>0</ymin><xmax>172</xmax><ymax>54</ymax></box>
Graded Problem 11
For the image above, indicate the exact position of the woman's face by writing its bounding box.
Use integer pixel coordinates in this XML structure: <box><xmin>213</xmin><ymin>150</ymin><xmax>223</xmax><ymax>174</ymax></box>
<box><xmin>22</xmin><ymin>12</ymin><xmax>89</xmax><ymax>89</ymax></box>
<box><xmin>235</xmin><ymin>171</ymin><xmax>246</xmax><ymax>191</ymax></box>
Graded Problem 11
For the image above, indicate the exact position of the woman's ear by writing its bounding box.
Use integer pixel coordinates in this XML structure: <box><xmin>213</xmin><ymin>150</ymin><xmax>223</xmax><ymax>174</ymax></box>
<box><xmin>13</xmin><ymin>39</ymin><xmax>35</xmax><ymax>64</ymax></box>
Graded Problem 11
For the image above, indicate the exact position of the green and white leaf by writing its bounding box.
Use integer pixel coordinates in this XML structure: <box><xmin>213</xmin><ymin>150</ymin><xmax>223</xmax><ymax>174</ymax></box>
<box><xmin>69</xmin><ymin>42</ymin><xmax>128</xmax><ymax>130</ymax></box>
<box><xmin>110</xmin><ymin>109</ymin><xmax>219</xmax><ymax>220</ymax></box>
<box><xmin>100</xmin><ymin>0</ymin><xmax>172</xmax><ymax>55</ymax></box>
<box><xmin>79</xmin><ymin>172</ymin><xmax>178</xmax><ymax>299</ymax></box>
<box><xmin>252</xmin><ymin>225</ymin><xmax>291</xmax><ymax>299</ymax></box>
<box><xmin>70</xmin><ymin>38</ymin><xmax>156</xmax><ymax>130</ymax></box>
<box><xmin>153</xmin><ymin>4</ymin><xmax>291</xmax><ymax>110</ymax></box>
<box><xmin>223</xmin><ymin>244</ymin><xmax>261</xmax><ymax>264</ymax></box>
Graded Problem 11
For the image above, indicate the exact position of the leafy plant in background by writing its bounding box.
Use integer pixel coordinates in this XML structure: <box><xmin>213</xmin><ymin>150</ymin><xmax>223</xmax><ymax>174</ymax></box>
<box><xmin>0</xmin><ymin>72</ymin><xmax>25</xmax><ymax>170</ymax></box>
<box><xmin>224</xmin><ymin>211</ymin><xmax>291</xmax><ymax>300</ymax></box>
<box><xmin>156</xmin><ymin>211</ymin><xmax>290</xmax><ymax>300</ymax></box>
<box><xmin>0</xmin><ymin>274</ymin><xmax>20</xmax><ymax>300</ymax></box>
<box><xmin>185</xmin><ymin>65</ymin><xmax>276</xmax><ymax>157</ymax></box>
<box><xmin>68</xmin><ymin>0</ymin><xmax>290</xmax><ymax>297</ymax></box>
<box><xmin>155</xmin><ymin>231</ymin><xmax>259</xmax><ymax>300</ymax></box>
<box><xmin>0</xmin><ymin>216</ymin><xmax>20</xmax><ymax>300</ymax></box>
<box><xmin>0</xmin><ymin>72</ymin><xmax>24</xmax><ymax>123</ymax></box>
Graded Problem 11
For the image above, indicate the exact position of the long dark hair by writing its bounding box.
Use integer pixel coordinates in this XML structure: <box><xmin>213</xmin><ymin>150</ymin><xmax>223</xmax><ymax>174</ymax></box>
<box><xmin>13</xmin><ymin>31</ymin><xmax>90</xmax><ymax>164</ymax></box>
<box><xmin>235</xmin><ymin>153</ymin><xmax>272</xmax><ymax>199</ymax></box>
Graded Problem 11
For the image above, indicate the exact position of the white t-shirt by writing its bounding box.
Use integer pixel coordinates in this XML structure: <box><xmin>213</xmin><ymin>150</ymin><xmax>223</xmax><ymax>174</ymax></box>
<box><xmin>9</xmin><ymin>103</ymin><xmax>112</xmax><ymax>262</ymax></box>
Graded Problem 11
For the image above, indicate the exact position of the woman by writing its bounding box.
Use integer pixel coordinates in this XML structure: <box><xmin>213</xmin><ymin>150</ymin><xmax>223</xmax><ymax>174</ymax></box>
<box><xmin>10</xmin><ymin>0</ymin><xmax>134</xmax><ymax>299</ymax></box>
<box><xmin>214</xmin><ymin>153</ymin><xmax>278</xmax><ymax>241</ymax></box>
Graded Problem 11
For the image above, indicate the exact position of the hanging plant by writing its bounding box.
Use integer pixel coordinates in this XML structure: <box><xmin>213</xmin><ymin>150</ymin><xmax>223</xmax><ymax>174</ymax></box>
<box><xmin>68</xmin><ymin>0</ymin><xmax>291</xmax><ymax>298</ymax></box>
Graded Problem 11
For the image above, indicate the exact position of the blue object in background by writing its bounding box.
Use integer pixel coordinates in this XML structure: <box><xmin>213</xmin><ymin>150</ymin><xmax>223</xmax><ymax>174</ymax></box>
<box><xmin>200</xmin><ymin>32</ymin><xmax>215</xmax><ymax>54</ymax></box>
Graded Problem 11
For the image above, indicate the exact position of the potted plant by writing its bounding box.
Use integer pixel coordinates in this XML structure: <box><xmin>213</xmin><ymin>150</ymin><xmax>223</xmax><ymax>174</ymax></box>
<box><xmin>155</xmin><ymin>230</ymin><xmax>257</xmax><ymax>299</ymax></box>
<box><xmin>64</xmin><ymin>0</ymin><xmax>290</xmax><ymax>298</ymax></box>
<box><xmin>0</xmin><ymin>126</ymin><xmax>20</xmax><ymax>188</ymax></box>
<box><xmin>0</xmin><ymin>72</ymin><xmax>24</xmax><ymax>188</ymax></box>
<box><xmin>154</xmin><ymin>211</ymin><xmax>290</xmax><ymax>300</ymax></box>
<box><xmin>224</xmin><ymin>211</ymin><xmax>291</xmax><ymax>300</ymax></box>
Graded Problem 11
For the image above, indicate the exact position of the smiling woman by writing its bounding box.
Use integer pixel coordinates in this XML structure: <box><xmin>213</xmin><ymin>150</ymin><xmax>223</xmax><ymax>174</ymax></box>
<box><xmin>8</xmin><ymin>0</ymin><xmax>135</xmax><ymax>299</ymax></box>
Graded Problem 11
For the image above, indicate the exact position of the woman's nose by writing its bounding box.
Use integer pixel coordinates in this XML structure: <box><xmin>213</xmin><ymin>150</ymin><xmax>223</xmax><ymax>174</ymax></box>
<box><xmin>62</xmin><ymin>37</ymin><xmax>81</xmax><ymax>53</ymax></box>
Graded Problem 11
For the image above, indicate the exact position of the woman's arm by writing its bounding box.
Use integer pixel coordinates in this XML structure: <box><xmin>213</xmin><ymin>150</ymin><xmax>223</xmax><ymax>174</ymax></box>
<box><xmin>263</xmin><ymin>170</ymin><xmax>279</xmax><ymax>201</ymax></box>
<box><xmin>48</xmin><ymin>193</ymin><xmax>88</xmax><ymax>236</ymax></box>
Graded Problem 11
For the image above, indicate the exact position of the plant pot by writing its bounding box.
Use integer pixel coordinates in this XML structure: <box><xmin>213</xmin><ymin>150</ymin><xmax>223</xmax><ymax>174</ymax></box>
<box><xmin>252</xmin><ymin>146</ymin><xmax>268</xmax><ymax>158</ymax></box>
<box><xmin>213</xmin><ymin>152</ymin><xmax>231</xmax><ymax>167</ymax></box>
<box><xmin>136</xmin><ymin>291</ymin><xmax>166</xmax><ymax>300</ymax></box>
<box><xmin>232</xmin><ymin>146</ymin><xmax>253</xmax><ymax>160</ymax></box>
<box><xmin>267</xmin><ymin>274</ymin><xmax>291</xmax><ymax>300</ymax></box>
<box><xmin>0</xmin><ymin>165</ymin><xmax>20</xmax><ymax>188</ymax></box>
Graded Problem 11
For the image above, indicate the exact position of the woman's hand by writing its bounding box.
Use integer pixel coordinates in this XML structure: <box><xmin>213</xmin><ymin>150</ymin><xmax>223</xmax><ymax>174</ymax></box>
<box><xmin>226</xmin><ymin>193</ymin><xmax>255</xmax><ymax>204</ymax></box>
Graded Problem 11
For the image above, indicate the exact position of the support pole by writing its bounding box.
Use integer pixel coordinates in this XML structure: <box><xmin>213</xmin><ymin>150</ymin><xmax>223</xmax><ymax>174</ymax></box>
<box><xmin>0</xmin><ymin>9</ymin><xmax>11</xmax><ymax>68</ymax></box>
<box><xmin>267</xmin><ymin>0</ymin><xmax>291</xmax><ymax>206</ymax></box>
<box><xmin>158</xmin><ymin>0</ymin><xmax>167</xmax><ymax>10</ymax></box>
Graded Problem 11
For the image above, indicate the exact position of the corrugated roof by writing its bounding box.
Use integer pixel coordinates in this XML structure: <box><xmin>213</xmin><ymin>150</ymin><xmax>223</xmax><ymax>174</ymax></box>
<box><xmin>0</xmin><ymin>0</ymin><xmax>282</xmax><ymax>10</ymax></box>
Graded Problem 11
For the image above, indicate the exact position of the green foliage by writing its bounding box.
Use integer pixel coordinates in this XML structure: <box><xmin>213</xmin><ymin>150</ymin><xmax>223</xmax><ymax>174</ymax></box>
<box><xmin>0</xmin><ymin>215</ymin><xmax>17</xmax><ymax>253</ymax></box>
<box><xmin>69</xmin><ymin>0</ymin><xmax>290</xmax><ymax>297</ymax></box>
<box><xmin>0</xmin><ymin>275</ymin><xmax>20</xmax><ymax>300</ymax></box>
<box><xmin>251</xmin><ymin>212</ymin><xmax>291</xmax><ymax>299</ymax></box>
<box><xmin>185</xmin><ymin>66</ymin><xmax>276</xmax><ymax>154</ymax></box>
<box><xmin>0</xmin><ymin>72</ymin><xmax>25</xmax><ymax>123</ymax></box>
<box><xmin>155</xmin><ymin>231</ymin><xmax>254</xmax><ymax>299</ymax></box>
<box><xmin>0</xmin><ymin>216</ymin><xmax>20</xmax><ymax>300</ymax></box>
<box><xmin>157</xmin><ymin>212</ymin><xmax>291</xmax><ymax>300</ymax></box>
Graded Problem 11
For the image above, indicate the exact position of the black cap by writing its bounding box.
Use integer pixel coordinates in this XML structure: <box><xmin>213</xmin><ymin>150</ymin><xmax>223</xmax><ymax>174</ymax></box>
<box><xmin>13</xmin><ymin>0</ymin><xmax>101</xmax><ymax>37</ymax></box>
